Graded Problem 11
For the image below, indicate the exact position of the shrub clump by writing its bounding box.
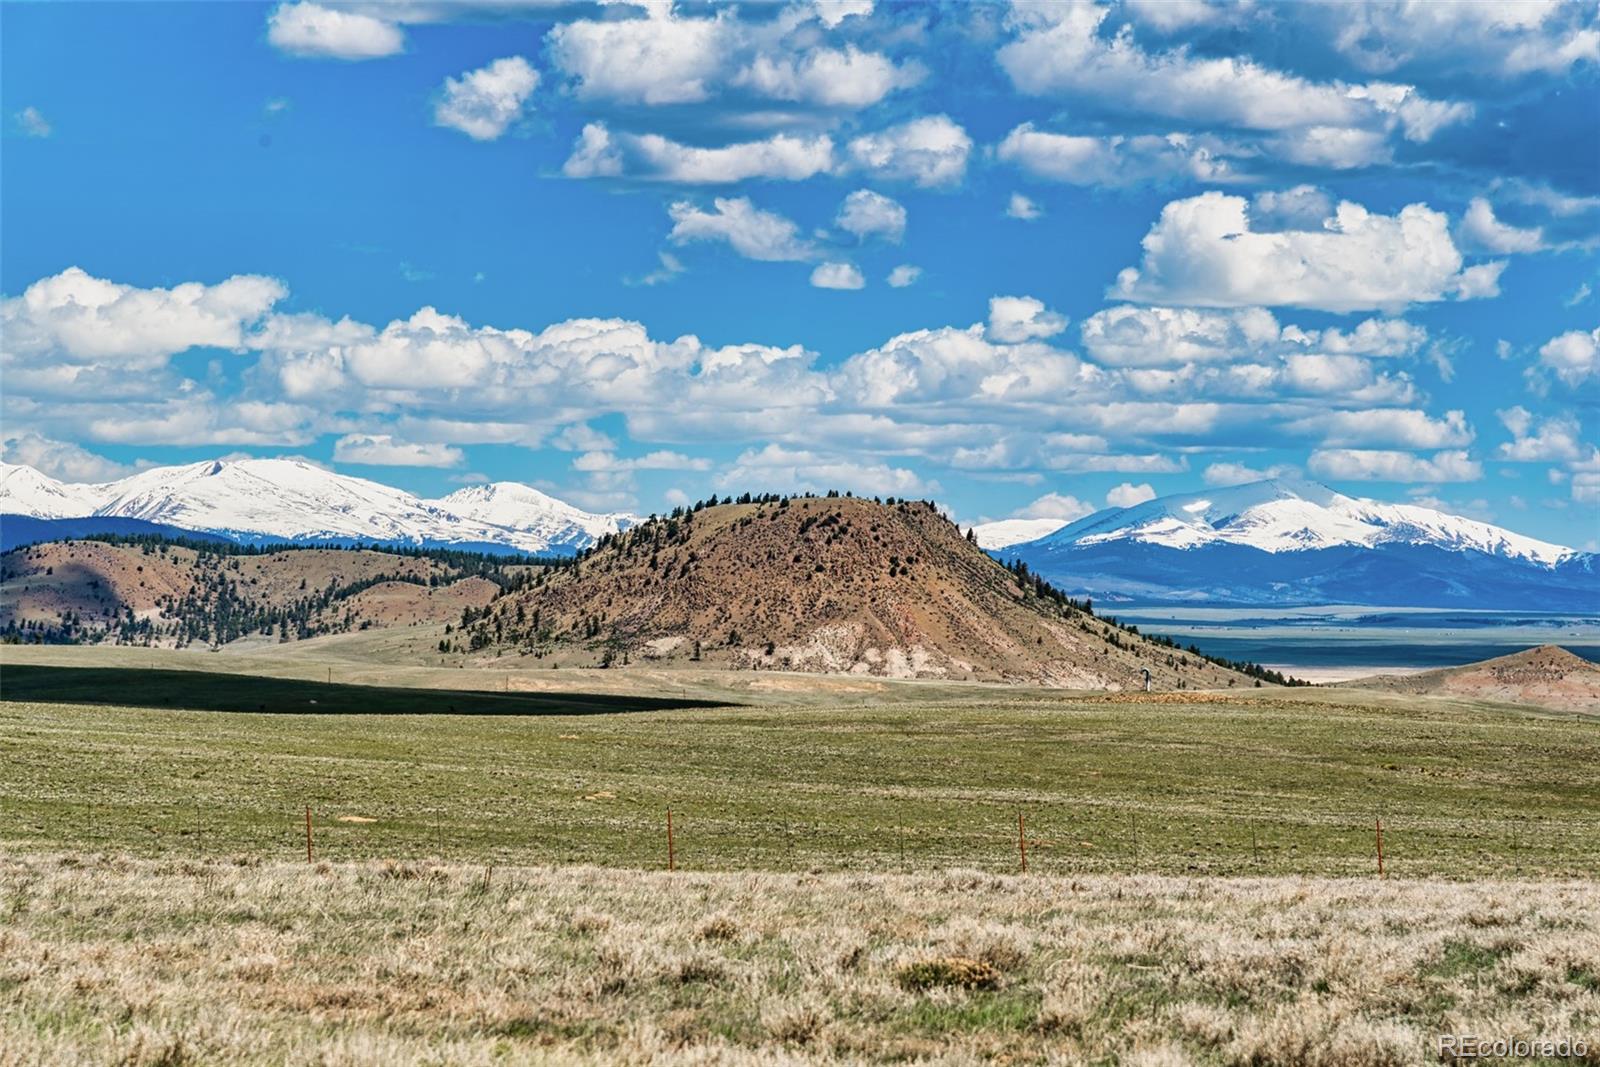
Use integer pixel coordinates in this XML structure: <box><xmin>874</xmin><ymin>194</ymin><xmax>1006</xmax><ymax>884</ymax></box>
<box><xmin>895</xmin><ymin>956</ymin><xmax>1002</xmax><ymax>992</ymax></box>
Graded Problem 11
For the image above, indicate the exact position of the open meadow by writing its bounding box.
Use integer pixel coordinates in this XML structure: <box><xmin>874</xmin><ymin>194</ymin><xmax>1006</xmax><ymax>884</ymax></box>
<box><xmin>2</xmin><ymin>644</ymin><xmax>1599</xmax><ymax>1063</ymax></box>
<box><xmin>3</xmin><ymin>644</ymin><xmax>1599</xmax><ymax>877</ymax></box>
<box><xmin>4</xmin><ymin>855</ymin><xmax>1599</xmax><ymax>1066</ymax></box>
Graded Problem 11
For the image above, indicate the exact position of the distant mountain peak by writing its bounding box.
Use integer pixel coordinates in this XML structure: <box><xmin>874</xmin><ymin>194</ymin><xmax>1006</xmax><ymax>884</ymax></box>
<box><xmin>998</xmin><ymin>479</ymin><xmax>1590</xmax><ymax>610</ymax></box>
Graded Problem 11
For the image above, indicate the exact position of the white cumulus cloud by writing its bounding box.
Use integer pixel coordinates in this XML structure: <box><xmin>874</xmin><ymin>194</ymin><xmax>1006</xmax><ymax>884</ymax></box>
<box><xmin>669</xmin><ymin>198</ymin><xmax>814</xmax><ymax>261</ymax></box>
<box><xmin>547</xmin><ymin>7</ymin><xmax>727</xmax><ymax>105</ymax></box>
<box><xmin>810</xmin><ymin>262</ymin><xmax>865</xmax><ymax>290</ymax></box>
<box><xmin>1495</xmin><ymin>407</ymin><xmax>1581</xmax><ymax>462</ymax></box>
<box><xmin>997</xmin><ymin>124</ymin><xmax>1247</xmax><ymax>186</ymax></box>
<box><xmin>1326</xmin><ymin>0</ymin><xmax>1600</xmax><ymax>78</ymax></box>
<box><xmin>434</xmin><ymin>56</ymin><xmax>539</xmax><ymax>141</ymax></box>
<box><xmin>1308</xmin><ymin>449</ymin><xmax>1482</xmax><ymax>482</ymax></box>
<box><xmin>267</xmin><ymin>2</ymin><xmax>403</xmax><ymax>60</ymax></box>
<box><xmin>1</xmin><ymin>266</ymin><xmax>286</xmax><ymax>367</ymax></box>
<box><xmin>886</xmin><ymin>265</ymin><xmax>921</xmax><ymax>288</ymax></box>
<box><xmin>547</xmin><ymin>5</ymin><xmax>911</xmax><ymax>112</ymax></box>
<box><xmin>1270</xmin><ymin>125</ymin><xmax>1391</xmax><ymax>169</ymax></box>
<box><xmin>573</xmin><ymin>450</ymin><xmax>711</xmax><ymax>472</ymax></box>
<box><xmin>1538</xmin><ymin>327</ymin><xmax>1600</xmax><ymax>386</ymax></box>
<box><xmin>737</xmin><ymin>44</ymin><xmax>921</xmax><ymax>108</ymax></box>
<box><xmin>1106</xmin><ymin>481</ymin><xmax>1157</xmax><ymax>507</ymax></box>
<box><xmin>847</xmin><ymin>115</ymin><xmax>971</xmax><ymax>188</ymax></box>
<box><xmin>1012</xmin><ymin>491</ymin><xmax>1096</xmax><ymax>520</ymax></box>
<box><xmin>1112</xmin><ymin>192</ymin><xmax>1500</xmax><ymax>313</ymax></box>
<box><xmin>720</xmin><ymin>443</ymin><xmax>934</xmax><ymax>496</ymax></box>
<box><xmin>1081</xmin><ymin>305</ymin><xmax>1282</xmax><ymax>367</ymax></box>
<box><xmin>333</xmin><ymin>433</ymin><xmax>463</xmax><ymax>468</ymax></box>
<box><xmin>987</xmin><ymin>296</ymin><xmax>1068</xmax><ymax>343</ymax></box>
<box><xmin>1203</xmin><ymin>462</ymin><xmax>1300</xmax><ymax>486</ymax></box>
<box><xmin>1457</xmin><ymin>197</ymin><xmax>1546</xmax><ymax>254</ymax></box>
<box><xmin>1251</xmin><ymin>186</ymin><xmax>1335</xmax><ymax>231</ymax></box>
<box><xmin>836</xmin><ymin>189</ymin><xmax>906</xmax><ymax>242</ymax></box>
<box><xmin>812</xmin><ymin>0</ymin><xmax>873</xmax><ymax>29</ymax></box>
<box><xmin>998</xmin><ymin>3</ymin><xmax>1470</xmax><ymax>142</ymax></box>
<box><xmin>1125</xmin><ymin>0</ymin><xmax>1231</xmax><ymax>33</ymax></box>
<box><xmin>1006</xmin><ymin>193</ymin><xmax>1042</xmax><ymax>220</ymax></box>
<box><xmin>1</xmin><ymin>432</ymin><xmax>134</xmax><ymax>482</ymax></box>
<box><xmin>563</xmin><ymin>122</ymin><xmax>835</xmax><ymax>183</ymax></box>
<box><xmin>1290</xmin><ymin>408</ymin><xmax>1473</xmax><ymax>448</ymax></box>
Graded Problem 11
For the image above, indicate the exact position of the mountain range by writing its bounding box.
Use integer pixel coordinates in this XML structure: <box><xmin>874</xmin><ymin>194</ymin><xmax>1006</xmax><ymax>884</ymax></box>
<box><xmin>0</xmin><ymin>459</ymin><xmax>631</xmax><ymax>555</ymax></box>
<box><xmin>2</xmin><ymin>492</ymin><xmax>1278</xmax><ymax>686</ymax></box>
<box><xmin>991</xmin><ymin>478</ymin><xmax>1596</xmax><ymax>610</ymax></box>
<box><xmin>4</xmin><ymin>463</ymin><xmax>1591</xmax><ymax>611</ymax></box>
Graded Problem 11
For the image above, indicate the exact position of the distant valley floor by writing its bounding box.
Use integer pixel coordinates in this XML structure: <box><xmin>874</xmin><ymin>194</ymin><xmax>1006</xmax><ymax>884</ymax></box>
<box><xmin>1110</xmin><ymin>605</ymin><xmax>1600</xmax><ymax>679</ymax></box>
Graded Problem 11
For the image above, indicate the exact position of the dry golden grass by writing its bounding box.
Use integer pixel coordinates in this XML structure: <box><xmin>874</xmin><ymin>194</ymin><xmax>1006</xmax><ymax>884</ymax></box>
<box><xmin>3</xmin><ymin>853</ymin><xmax>1597</xmax><ymax>1065</ymax></box>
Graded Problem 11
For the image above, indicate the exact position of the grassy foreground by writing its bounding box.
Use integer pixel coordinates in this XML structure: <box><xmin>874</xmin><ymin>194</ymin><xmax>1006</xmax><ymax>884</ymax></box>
<box><xmin>4</xmin><ymin>665</ymin><xmax>1599</xmax><ymax>877</ymax></box>
<box><xmin>3</xmin><ymin>651</ymin><xmax>1600</xmax><ymax>1063</ymax></box>
<box><xmin>3</xmin><ymin>854</ymin><xmax>1597</xmax><ymax>1065</ymax></box>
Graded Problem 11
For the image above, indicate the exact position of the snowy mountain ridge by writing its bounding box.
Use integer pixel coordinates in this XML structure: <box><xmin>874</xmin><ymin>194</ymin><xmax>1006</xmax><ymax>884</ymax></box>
<box><xmin>435</xmin><ymin>482</ymin><xmax>630</xmax><ymax>551</ymax></box>
<box><xmin>995</xmin><ymin>479</ymin><xmax>1593</xmax><ymax>610</ymax></box>
<box><xmin>0</xmin><ymin>459</ymin><xmax>632</xmax><ymax>555</ymax></box>
<box><xmin>1030</xmin><ymin>479</ymin><xmax>1573</xmax><ymax>567</ymax></box>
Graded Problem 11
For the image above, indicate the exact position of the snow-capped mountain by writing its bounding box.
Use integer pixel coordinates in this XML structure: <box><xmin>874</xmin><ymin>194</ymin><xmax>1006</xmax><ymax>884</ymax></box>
<box><xmin>998</xmin><ymin>478</ymin><xmax>1596</xmax><ymax>610</ymax></box>
<box><xmin>971</xmin><ymin>517</ymin><xmax>1071</xmax><ymax>550</ymax></box>
<box><xmin>1047</xmin><ymin>479</ymin><xmax>1573</xmax><ymax>564</ymax></box>
<box><xmin>0</xmin><ymin>459</ymin><xmax>631</xmax><ymax>556</ymax></box>
<box><xmin>0</xmin><ymin>463</ymin><xmax>108</xmax><ymax>519</ymax></box>
<box><xmin>434</xmin><ymin>482</ymin><xmax>631</xmax><ymax>553</ymax></box>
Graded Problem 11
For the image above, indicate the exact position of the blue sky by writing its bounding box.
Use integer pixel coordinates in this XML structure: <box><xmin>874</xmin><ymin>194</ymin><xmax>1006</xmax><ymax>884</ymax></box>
<box><xmin>2</xmin><ymin>0</ymin><xmax>1597</xmax><ymax>546</ymax></box>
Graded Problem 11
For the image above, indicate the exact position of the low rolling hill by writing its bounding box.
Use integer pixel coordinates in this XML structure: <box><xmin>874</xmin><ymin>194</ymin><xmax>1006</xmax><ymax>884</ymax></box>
<box><xmin>1344</xmin><ymin>645</ymin><xmax>1600</xmax><ymax>715</ymax></box>
<box><xmin>0</xmin><ymin>539</ymin><xmax>530</xmax><ymax>648</ymax></box>
<box><xmin>461</xmin><ymin>495</ymin><xmax>1271</xmax><ymax>689</ymax></box>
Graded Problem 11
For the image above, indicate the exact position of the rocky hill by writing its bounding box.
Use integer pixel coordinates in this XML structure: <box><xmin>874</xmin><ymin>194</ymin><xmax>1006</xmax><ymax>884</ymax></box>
<box><xmin>461</xmin><ymin>495</ymin><xmax>1274</xmax><ymax>689</ymax></box>
<box><xmin>0</xmin><ymin>539</ymin><xmax>527</xmax><ymax>649</ymax></box>
<box><xmin>1344</xmin><ymin>645</ymin><xmax>1600</xmax><ymax>714</ymax></box>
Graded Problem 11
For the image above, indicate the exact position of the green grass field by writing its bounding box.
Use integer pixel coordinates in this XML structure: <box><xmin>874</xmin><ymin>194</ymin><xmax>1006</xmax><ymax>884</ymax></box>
<box><xmin>3</xmin><ymin>650</ymin><xmax>1597</xmax><ymax>878</ymax></box>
